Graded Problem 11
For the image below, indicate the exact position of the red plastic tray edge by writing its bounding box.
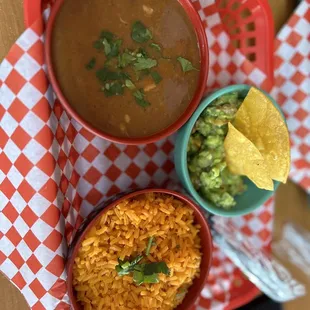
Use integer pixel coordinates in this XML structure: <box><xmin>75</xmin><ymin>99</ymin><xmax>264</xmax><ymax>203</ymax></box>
<box><xmin>225</xmin><ymin>287</ymin><xmax>260</xmax><ymax>310</ymax></box>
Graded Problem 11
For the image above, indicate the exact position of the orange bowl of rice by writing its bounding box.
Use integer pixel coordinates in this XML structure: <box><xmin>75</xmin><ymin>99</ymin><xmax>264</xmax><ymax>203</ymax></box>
<box><xmin>67</xmin><ymin>189</ymin><xmax>213</xmax><ymax>310</ymax></box>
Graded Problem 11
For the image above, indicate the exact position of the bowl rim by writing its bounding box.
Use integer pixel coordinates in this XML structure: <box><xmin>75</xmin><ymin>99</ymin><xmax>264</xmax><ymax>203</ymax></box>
<box><xmin>177</xmin><ymin>84</ymin><xmax>282</xmax><ymax>217</ymax></box>
<box><xmin>45</xmin><ymin>0</ymin><xmax>209</xmax><ymax>145</ymax></box>
<box><xmin>66</xmin><ymin>188</ymin><xmax>213</xmax><ymax>309</ymax></box>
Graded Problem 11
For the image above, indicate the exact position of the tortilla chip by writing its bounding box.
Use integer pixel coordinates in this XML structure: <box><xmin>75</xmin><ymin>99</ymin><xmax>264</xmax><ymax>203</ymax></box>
<box><xmin>224</xmin><ymin>123</ymin><xmax>274</xmax><ymax>191</ymax></box>
<box><xmin>233</xmin><ymin>87</ymin><xmax>290</xmax><ymax>183</ymax></box>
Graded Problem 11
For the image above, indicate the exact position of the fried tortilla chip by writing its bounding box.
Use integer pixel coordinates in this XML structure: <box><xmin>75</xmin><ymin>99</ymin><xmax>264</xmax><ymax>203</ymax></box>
<box><xmin>233</xmin><ymin>87</ymin><xmax>290</xmax><ymax>183</ymax></box>
<box><xmin>224</xmin><ymin>123</ymin><xmax>274</xmax><ymax>191</ymax></box>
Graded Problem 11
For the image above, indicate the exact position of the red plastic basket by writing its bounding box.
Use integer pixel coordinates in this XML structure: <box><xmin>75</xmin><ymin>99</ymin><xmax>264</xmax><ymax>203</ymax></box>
<box><xmin>22</xmin><ymin>0</ymin><xmax>275</xmax><ymax>309</ymax></box>
<box><xmin>215</xmin><ymin>0</ymin><xmax>274</xmax><ymax>83</ymax></box>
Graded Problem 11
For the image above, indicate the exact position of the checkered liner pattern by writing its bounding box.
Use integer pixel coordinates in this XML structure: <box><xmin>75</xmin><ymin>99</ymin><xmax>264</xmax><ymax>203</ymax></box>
<box><xmin>0</xmin><ymin>0</ymin><xmax>309</xmax><ymax>309</ymax></box>
<box><xmin>271</xmin><ymin>1</ymin><xmax>310</xmax><ymax>191</ymax></box>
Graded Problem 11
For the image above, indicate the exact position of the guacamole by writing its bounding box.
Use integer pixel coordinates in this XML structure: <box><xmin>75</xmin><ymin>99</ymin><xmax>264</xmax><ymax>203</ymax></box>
<box><xmin>187</xmin><ymin>92</ymin><xmax>247</xmax><ymax>209</ymax></box>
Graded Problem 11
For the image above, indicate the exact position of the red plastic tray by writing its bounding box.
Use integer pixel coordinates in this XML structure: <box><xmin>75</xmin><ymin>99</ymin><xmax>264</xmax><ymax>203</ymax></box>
<box><xmin>23</xmin><ymin>0</ymin><xmax>270</xmax><ymax>309</ymax></box>
<box><xmin>215</xmin><ymin>0</ymin><xmax>274</xmax><ymax>84</ymax></box>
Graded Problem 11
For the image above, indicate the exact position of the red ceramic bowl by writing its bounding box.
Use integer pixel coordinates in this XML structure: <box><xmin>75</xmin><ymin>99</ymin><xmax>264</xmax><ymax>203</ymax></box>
<box><xmin>67</xmin><ymin>189</ymin><xmax>213</xmax><ymax>310</ymax></box>
<box><xmin>45</xmin><ymin>0</ymin><xmax>209</xmax><ymax>145</ymax></box>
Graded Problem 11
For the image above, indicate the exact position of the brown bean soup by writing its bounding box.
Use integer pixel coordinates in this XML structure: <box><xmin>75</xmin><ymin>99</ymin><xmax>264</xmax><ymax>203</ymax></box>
<box><xmin>52</xmin><ymin>0</ymin><xmax>201</xmax><ymax>138</ymax></box>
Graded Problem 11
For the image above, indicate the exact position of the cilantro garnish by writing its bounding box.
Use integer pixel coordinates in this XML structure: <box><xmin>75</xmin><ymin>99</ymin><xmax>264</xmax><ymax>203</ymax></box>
<box><xmin>88</xmin><ymin>22</ymin><xmax>198</xmax><ymax>109</ymax></box>
<box><xmin>134</xmin><ymin>58</ymin><xmax>157</xmax><ymax>71</ymax></box>
<box><xmin>118</xmin><ymin>52</ymin><xmax>136</xmax><ymax>68</ymax></box>
<box><xmin>93</xmin><ymin>31</ymin><xmax>121</xmax><ymax>57</ymax></box>
<box><xmin>115</xmin><ymin>238</ymin><xmax>170</xmax><ymax>286</ymax></box>
<box><xmin>150</xmin><ymin>43</ymin><xmax>161</xmax><ymax>52</ymax></box>
<box><xmin>133</xmin><ymin>90</ymin><xmax>150</xmax><ymax>108</ymax></box>
<box><xmin>85</xmin><ymin>58</ymin><xmax>96</xmax><ymax>70</ymax></box>
<box><xmin>125</xmin><ymin>79</ymin><xmax>136</xmax><ymax>90</ymax></box>
<box><xmin>131</xmin><ymin>21</ymin><xmax>153</xmax><ymax>43</ymax></box>
<box><xmin>100</xmin><ymin>31</ymin><xmax>115</xmax><ymax>41</ymax></box>
<box><xmin>109</xmin><ymin>39</ymin><xmax>122</xmax><ymax>57</ymax></box>
<box><xmin>177</xmin><ymin>57</ymin><xmax>199</xmax><ymax>72</ymax></box>
<box><xmin>93</xmin><ymin>40</ymin><xmax>103</xmax><ymax>50</ymax></box>
<box><xmin>103</xmin><ymin>82</ymin><xmax>124</xmax><ymax>97</ymax></box>
<box><xmin>145</xmin><ymin>236</ymin><xmax>155</xmax><ymax>256</ymax></box>
<box><xmin>96</xmin><ymin>68</ymin><xmax>129</xmax><ymax>83</ymax></box>
<box><xmin>102</xmin><ymin>38</ymin><xmax>112</xmax><ymax>56</ymax></box>
<box><xmin>150</xmin><ymin>71</ymin><xmax>162</xmax><ymax>84</ymax></box>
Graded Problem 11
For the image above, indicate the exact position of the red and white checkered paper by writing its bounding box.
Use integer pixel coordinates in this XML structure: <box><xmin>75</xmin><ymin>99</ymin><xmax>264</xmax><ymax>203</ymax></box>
<box><xmin>271</xmin><ymin>0</ymin><xmax>310</xmax><ymax>191</ymax></box>
<box><xmin>0</xmin><ymin>0</ymin><xmax>309</xmax><ymax>309</ymax></box>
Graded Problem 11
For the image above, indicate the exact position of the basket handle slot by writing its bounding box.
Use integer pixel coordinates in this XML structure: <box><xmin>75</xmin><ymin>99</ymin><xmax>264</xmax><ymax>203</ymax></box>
<box><xmin>215</xmin><ymin>0</ymin><xmax>274</xmax><ymax>83</ymax></box>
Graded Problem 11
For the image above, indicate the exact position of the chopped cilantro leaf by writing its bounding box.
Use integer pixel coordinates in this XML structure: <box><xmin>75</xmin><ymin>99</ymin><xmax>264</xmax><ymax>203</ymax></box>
<box><xmin>115</xmin><ymin>255</ymin><xmax>143</xmax><ymax>276</ymax></box>
<box><xmin>131</xmin><ymin>255</ymin><xmax>144</xmax><ymax>266</ymax></box>
<box><xmin>85</xmin><ymin>58</ymin><xmax>96</xmax><ymax>70</ymax></box>
<box><xmin>133</xmin><ymin>90</ymin><xmax>150</xmax><ymax>108</ymax></box>
<box><xmin>150</xmin><ymin>43</ymin><xmax>161</xmax><ymax>52</ymax></box>
<box><xmin>94</xmin><ymin>30</ymin><xmax>121</xmax><ymax>58</ymax></box>
<box><xmin>93</xmin><ymin>40</ymin><xmax>103</xmax><ymax>50</ymax></box>
<box><xmin>177</xmin><ymin>57</ymin><xmax>199</xmax><ymax>72</ymax></box>
<box><xmin>100</xmin><ymin>31</ymin><xmax>114</xmax><ymax>41</ymax></box>
<box><xmin>131</xmin><ymin>21</ymin><xmax>152</xmax><ymax>43</ymax></box>
<box><xmin>115</xmin><ymin>265</ymin><xmax>130</xmax><ymax>275</ymax></box>
<box><xmin>134</xmin><ymin>58</ymin><xmax>157</xmax><ymax>71</ymax></box>
<box><xmin>125</xmin><ymin>80</ymin><xmax>136</xmax><ymax>90</ymax></box>
<box><xmin>110</xmin><ymin>39</ymin><xmax>122</xmax><ymax>57</ymax></box>
<box><xmin>120</xmin><ymin>260</ymin><xmax>131</xmax><ymax>269</ymax></box>
<box><xmin>137</xmin><ymin>47</ymin><xmax>148</xmax><ymax>58</ymax></box>
<box><xmin>145</xmin><ymin>236</ymin><xmax>154</xmax><ymax>256</ymax></box>
<box><xmin>102</xmin><ymin>38</ymin><xmax>111</xmax><ymax>56</ymax></box>
<box><xmin>103</xmin><ymin>57</ymin><xmax>114</xmax><ymax>68</ymax></box>
<box><xmin>133</xmin><ymin>270</ymin><xmax>145</xmax><ymax>285</ymax></box>
<box><xmin>103</xmin><ymin>82</ymin><xmax>124</xmax><ymax>97</ymax></box>
<box><xmin>150</xmin><ymin>71</ymin><xmax>162</xmax><ymax>84</ymax></box>
<box><xmin>143</xmin><ymin>274</ymin><xmax>160</xmax><ymax>284</ymax></box>
<box><xmin>143</xmin><ymin>262</ymin><xmax>170</xmax><ymax>276</ymax></box>
<box><xmin>133</xmin><ymin>270</ymin><xmax>159</xmax><ymax>285</ymax></box>
<box><xmin>116</xmin><ymin>251</ymin><xmax>170</xmax><ymax>286</ymax></box>
<box><xmin>96</xmin><ymin>68</ymin><xmax>129</xmax><ymax>83</ymax></box>
<box><xmin>118</xmin><ymin>52</ymin><xmax>136</xmax><ymax>68</ymax></box>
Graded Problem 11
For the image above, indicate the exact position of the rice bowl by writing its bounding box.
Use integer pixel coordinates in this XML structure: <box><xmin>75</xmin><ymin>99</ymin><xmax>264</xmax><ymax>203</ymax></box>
<box><xmin>67</xmin><ymin>189</ymin><xmax>213</xmax><ymax>310</ymax></box>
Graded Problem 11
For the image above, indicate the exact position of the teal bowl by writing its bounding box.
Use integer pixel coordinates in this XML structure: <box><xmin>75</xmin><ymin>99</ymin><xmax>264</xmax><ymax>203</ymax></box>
<box><xmin>175</xmin><ymin>84</ymin><xmax>281</xmax><ymax>217</ymax></box>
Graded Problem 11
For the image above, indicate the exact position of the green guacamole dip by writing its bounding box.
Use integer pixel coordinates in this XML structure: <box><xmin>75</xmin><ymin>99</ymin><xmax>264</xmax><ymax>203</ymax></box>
<box><xmin>187</xmin><ymin>92</ymin><xmax>247</xmax><ymax>209</ymax></box>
